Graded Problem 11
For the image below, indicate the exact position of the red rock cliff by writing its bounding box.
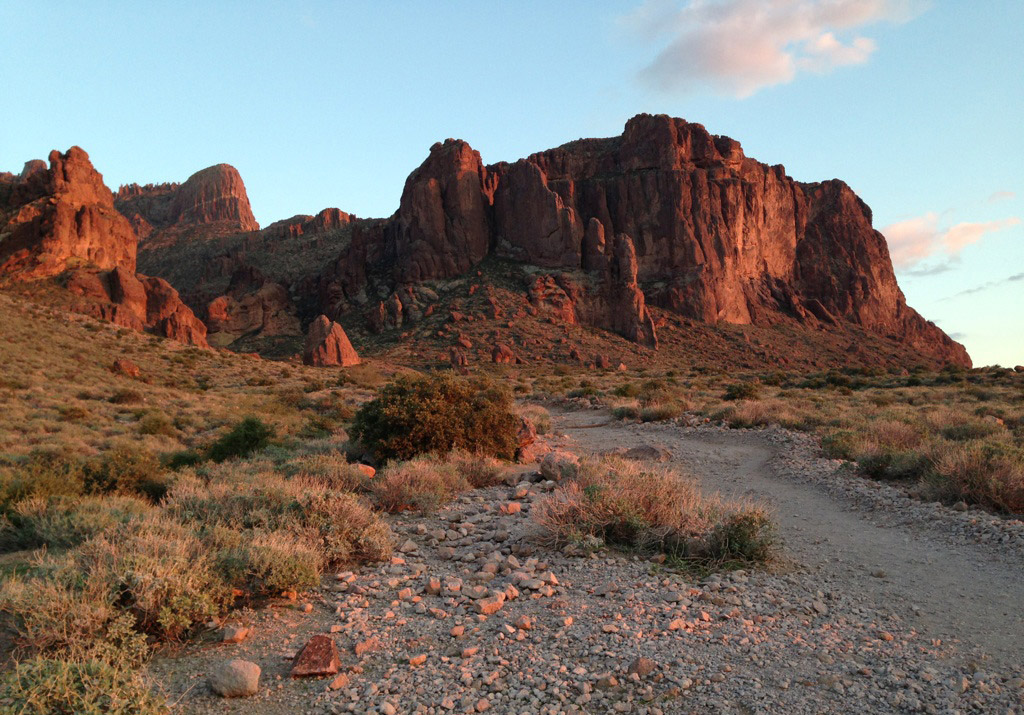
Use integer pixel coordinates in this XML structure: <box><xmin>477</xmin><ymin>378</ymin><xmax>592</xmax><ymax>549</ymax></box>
<box><xmin>0</xmin><ymin>147</ymin><xmax>138</xmax><ymax>278</ymax></box>
<box><xmin>116</xmin><ymin>163</ymin><xmax>258</xmax><ymax>241</ymax></box>
<box><xmin>320</xmin><ymin>114</ymin><xmax>968</xmax><ymax>366</ymax></box>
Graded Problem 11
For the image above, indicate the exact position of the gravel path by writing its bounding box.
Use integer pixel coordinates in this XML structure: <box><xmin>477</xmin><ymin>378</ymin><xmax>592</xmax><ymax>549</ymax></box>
<box><xmin>150</xmin><ymin>412</ymin><xmax>1024</xmax><ymax>714</ymax></box>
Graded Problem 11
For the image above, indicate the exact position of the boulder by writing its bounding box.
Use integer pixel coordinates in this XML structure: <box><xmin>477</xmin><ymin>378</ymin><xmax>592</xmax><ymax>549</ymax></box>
<box><xmin>208</xmin><ymin>659</ymin><xmax>260</xmax><ymax>698</ymax></box>
<box><xmin>303</xmin><ymin>314</ymin><xmax>360</xmax><ymax>367</ymax></box>
<box><xmin>291</xmin><ymin>635</ymin><xmax>341</xmax><ymax>678</ymax></box>
<box><xmin>491</xmin><ymin>343</ymin><xmax>516</xmax><ymax>364</ymax></box>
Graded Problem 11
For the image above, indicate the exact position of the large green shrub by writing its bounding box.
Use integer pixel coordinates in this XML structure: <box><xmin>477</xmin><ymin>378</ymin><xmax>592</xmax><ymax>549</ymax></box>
<box><xmin>207</xmin><ymin>417</ymin><xmax>275</xmax><ymax>463</ymax></box>
<box><xmin>350</xmin><ymin>374</ymin><xmax>519</xmax><ymax>461</ymax></box>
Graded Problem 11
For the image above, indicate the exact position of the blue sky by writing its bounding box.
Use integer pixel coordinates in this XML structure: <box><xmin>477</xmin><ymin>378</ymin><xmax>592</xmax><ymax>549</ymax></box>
<box><xmin>1</xmin><ymin>1</ymin><xmax>1021</xmax><ymax>366</ymax></box>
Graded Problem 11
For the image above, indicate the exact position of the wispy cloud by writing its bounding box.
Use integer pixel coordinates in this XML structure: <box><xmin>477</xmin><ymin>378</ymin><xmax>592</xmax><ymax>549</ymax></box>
<box><xmin>882</xmin><ymin>212</ymin><xmax>1021</xmax><ymax>270</ymax></box>
<box><xmin>987</xmin><ymin>190</ymin><xmax>1016</xmax><ymax>204</ymax></box>
<box><xmin>942</xmin><ymin>272</ymin><xmax>1024</xmax><ymax>301</ymax></box>
<box><xmin>625</xmin><ymin>0</ymin><xmax>926</xmax><ymax>98</ymax></box>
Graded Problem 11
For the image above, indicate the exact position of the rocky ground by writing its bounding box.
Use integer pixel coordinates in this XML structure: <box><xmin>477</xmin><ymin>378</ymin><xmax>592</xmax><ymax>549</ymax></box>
<box><xmin>149</xmin><ymin>411</ymin><xmax>1024</xmax><ymax>714</ymax></box>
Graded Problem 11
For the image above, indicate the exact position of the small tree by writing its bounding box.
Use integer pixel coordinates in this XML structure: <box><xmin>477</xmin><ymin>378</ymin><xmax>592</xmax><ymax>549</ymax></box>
<box><xmin>351</xmin><ymin>374</ymin><xmax>519</xmax><ymax>462</ymax></box>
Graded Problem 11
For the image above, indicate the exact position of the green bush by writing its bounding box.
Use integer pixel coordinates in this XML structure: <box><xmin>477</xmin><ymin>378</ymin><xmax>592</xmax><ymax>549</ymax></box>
<box><xmin>207</xmin><ymin>417</ymin><xmax>275</xmax><ymax>463</ymax></box>
<box><xmin>705</xmin><ymin>511</ymin><xmax>777</xmax><ymax>563</ymax></box>
<box><xmin>724</xmin><ymin>382</ymin><xmax>761</xmax><ymax>401</ymax></box>
<box><xmin>0</xmin><ymin>656</ymin><xmax>168</xmax><ymax>715</ymax></box>
<box><xmin>350</xmin><ymin>375</ymin><xmax>519</xmax><ymax>461</ymax></box>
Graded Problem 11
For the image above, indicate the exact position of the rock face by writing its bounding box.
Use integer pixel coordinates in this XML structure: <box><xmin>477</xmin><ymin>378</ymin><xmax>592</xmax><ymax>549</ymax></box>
<box><xmin>116</xmin><ymin>163</ymin><xmax>258</xmax><ymax>241</ymax></box>
<box><xmin>205</xmin><ymin>267</ymin><xmax>300</xmax><ymax>345</ymax></box>
<box><xmin>317</xmin><ymin>113</ymin><xmax>968</xmax><ymax>365</ymax></box>
<box><xmin>385</xmin><ymin>139</ymin><xmax>495</xmax><ymax>283</ymax></box>
<box><xmin>67</xmin><ymin>266</ymin><xmax>210</xmax><ymax>348</ymax></box>
<box><xmin>303</xmin><ymin>314</ymin><xmax>359</xmax><ymax>367</ymax></box>
<box><xmin>0</xmin><ymin>147</ymin><xmax>137</xmax><ymax>279</ymax></box>
<box><xmin>0</xmin><ymin>148</ymin><xmax>208</xmax><ymax>348</ymax></box>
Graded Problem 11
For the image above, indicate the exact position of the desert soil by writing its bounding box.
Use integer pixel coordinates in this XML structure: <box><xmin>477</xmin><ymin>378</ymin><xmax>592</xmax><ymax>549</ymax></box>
<box><xmin>149</xmin><ymin>410</ymin><xmax>1024</xmax><ymax>714</ymax></box>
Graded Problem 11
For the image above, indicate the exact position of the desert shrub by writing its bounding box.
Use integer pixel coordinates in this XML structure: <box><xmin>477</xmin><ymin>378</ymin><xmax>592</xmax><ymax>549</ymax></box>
<box><xmin>207</xmin><ymin>417</ymin><xmax>275</xmax><ymax>463</ymax></box>
<box><xmin>287</xmin><ymin>453</ymin><xmax>372</xmax><ymax>493</ymax></box>
<box><xmin>856</xmin><ymin>447</ymin><xmax>931</xmax><ymax>481</ymax></box>
<box><xmin>821</xmin><ymin>430</ymin><xmax>861</xmax><ymax>460</ymax></box>
<box><xmin>0</xmin><ymin>495</ymin><xmax>152</xmax><ymax>551</ymax></box>
<box><xmin>165</xmin><ymin>472</ymin><xmax>392</xmax><ymax>565</ymax></box>
<box><xmin>108</xmin><ymin>389</ymin><xmax>144</xmax><ymax>405</ymax></box>
<box><xmin>0</xmin><ymin>655</ymin><xmax>168</xmax><ymax>715</ymax></box>
<box><xmin>724</xmin><ymin>382</ymin><xmax>761</xmax><ymax>401</ymax></box>
<box><xmin>138</xmin><ymin>411</ymin><xmax>175</xmax><ymax>437</ymax></box>
<box><xmin>76</xmin><ymin>517</ymin><xmax>228</xmax><ymax>640</ymax></box>
<box><xmin>611</xmin><ymin>404</ymin><xmax>641</xmax><ymax>421</ymax></box>
<box><xmin>640</xmin><ymin>402</ymin><xmax>686</xmax><ymax>423</ymax></box>
<box><xmin>0</xmin><ymin>450</ymin><xmax>86</xmax><ymax>509</ymax></box>
<box><xmin>705</xmin><ymin>510</ymin><xmax>777</xmax><ymax>563</ymax></box>
<box><xmin>371</xmin><ymin>456</ymin><xmax>469</xmax><ymax>512</ymax></box>
<box><xmin>213</xmin><ymin>529</ymin><xmax>322</xmax><ymax>596</ymax></box>
<box><xmin>164</xmin><ymin>449</ymin><xmax>203</xmax><ymax>471</ymax></box>
<box><xmin>939</xmin><ymin>419</ymin><xmax>1001</xmax><ymax>442</ymax></box>
<box><xmin>350</xmin><ymin>375</ymin><xmax>519</xmax><ymax>461</ymax></box>
<box><xmin>613</xmin><ymin>383</ymin><xmax>640</xmax><ymax>398</ymax></box>
<box><xmin>449</xmin><ymin>451</ymin><xmax>505</xmax><ymax>488</ymax></box>
<box><xmin>532</xmin><ymin>457</ymin><xmax>775</xmax><ymax>564</ymax></box>
<box><xmin>519</xmin><ymin>405</ymin><xmax>552</xmax><ymax>435</ymax></box>
<box><xmin>84</xmin><ymin>445</ymin><xmax>170</xmax><ymax>501</ymax></box>
<box><xmin>928</xmin><ymin>443</ymin><xmax>1024</xmax><ymax>513</ymax></box>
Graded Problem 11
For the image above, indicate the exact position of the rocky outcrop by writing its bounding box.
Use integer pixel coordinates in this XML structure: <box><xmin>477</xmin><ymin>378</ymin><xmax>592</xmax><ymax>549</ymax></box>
<box><xmin>116</xmin><ymin>163</ymin><xmax>258</xmax><ymax>241</ymax></box>
<box><xmin>385</xmin><ymin>139</ymin><xmax>495</xmax><ymax>283</ymax></box>
<box><xmin>205</xmin><ymin>267</ymin><xmax>300</xmax><ymax>345</ymax></box>
<box><xmin>318</xmin><ymin>113</ymin><xmax>968</xmax><ymax>365</ymax></box>
<box><xmin>0</xmin><ymin>147</ymin><xmax>137</xmax><ymax>279</ymax></box>
<box><xmin>303</xmin><ymin>314</ymin><xmax>359</xmax><ymax>367</ymax></box>
<box><xmin>67</xmin><ymin>266</ymin><xmax>210</xmax><ymax>347</ymax></box>
<box><xmin>261</xmin><ymin>208</ymin><xmax>352</xmax><ymax>241</ymax></box>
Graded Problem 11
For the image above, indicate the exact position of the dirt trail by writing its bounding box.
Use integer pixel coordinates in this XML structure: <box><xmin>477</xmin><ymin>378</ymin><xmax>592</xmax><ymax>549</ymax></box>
<box><xmin>558</xmin><ymin>410</ymin><xmax>1024</xmax><ymax>672</ymax></box>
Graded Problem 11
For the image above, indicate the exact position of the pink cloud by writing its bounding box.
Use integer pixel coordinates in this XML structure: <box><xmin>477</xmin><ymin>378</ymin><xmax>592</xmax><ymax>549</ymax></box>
<box><xmin>987</xmin><ymin>190</ymin><xmax>1016</xmax><ymax>203</ymax></box>
<box><xmin>881</xmin><ymin>213</ymin><xmax>1021</xmax><ymax>270</ymax></box>
<box><xmin>626</xmin><ymin>0</ymin><xmax>926</xmax><ymax>97</ymax></box>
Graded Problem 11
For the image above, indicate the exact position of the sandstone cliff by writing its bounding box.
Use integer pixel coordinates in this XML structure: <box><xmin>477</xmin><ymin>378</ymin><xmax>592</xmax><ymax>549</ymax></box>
<box><xmin>316</xmin><ymin>114</ymin><xmax>968</xmax><ymax>366</ymax></box>
<box><xmin>0</xmin><ymin>148</ymin><xmax>210</xmax><ymax>347</ymax></box>
<box><xmin>116</xmin><ymin>163</ymin><xmax>258</xmax><ymax>242</ymax></box>
<box><xmin>0</xmin><ymin>147</ymin><xmax>137</xmax><ymax>279</ymax></box>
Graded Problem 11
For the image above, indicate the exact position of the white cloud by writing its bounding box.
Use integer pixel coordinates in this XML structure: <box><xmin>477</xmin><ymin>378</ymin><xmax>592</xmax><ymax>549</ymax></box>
<box><xmin>625</xmin><ymin>0</ymin><xmax>926</xmax><ymax>98</ymax></box>
<box><xmin>881</xmin><ymin>212</ymin><xmax>1021</xmax><ymax>270</ymax></box>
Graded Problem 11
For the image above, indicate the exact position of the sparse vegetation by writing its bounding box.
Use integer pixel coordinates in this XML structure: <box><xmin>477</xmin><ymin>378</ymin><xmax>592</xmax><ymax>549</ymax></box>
<box><xmin>533</xmin><ymin>456</ymin><xmax>776</xmax><ymax>564</ymax></box>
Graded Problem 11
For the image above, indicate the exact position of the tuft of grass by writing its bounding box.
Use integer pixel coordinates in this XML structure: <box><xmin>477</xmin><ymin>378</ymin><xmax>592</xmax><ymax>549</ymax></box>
<box><xmin>370</xmin><ymin>456</ymin><xmax>468</xmax><ymax>512</ymax></box>
<box><xmin>0</xmin><ymin>655</ymin><xmax>168</xmax><ymax>714</ymax></box>
<box><xmin>533</xmin><ymin>456</ymin><xmax>776</xmax><ymax>565</ymax></box>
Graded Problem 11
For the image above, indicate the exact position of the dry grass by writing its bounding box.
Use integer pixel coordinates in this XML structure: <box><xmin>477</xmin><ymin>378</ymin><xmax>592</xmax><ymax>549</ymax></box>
<box><xmin>535</xmin><ymin>364</ymin><xmax>1023</xmax><ymax>516</ymax></box>
<box><xmin>533</xmin><ymin>456</ymin><xmax>776</xmax><ymax>564</ymax></box>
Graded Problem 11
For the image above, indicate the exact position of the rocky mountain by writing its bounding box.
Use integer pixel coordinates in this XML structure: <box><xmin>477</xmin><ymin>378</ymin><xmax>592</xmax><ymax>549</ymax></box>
<box><xmin>0</xmin><ymin>147</ymin><xmax>209</xmax><ymax>347</ymax></box>
<box><xmin>1</xmin><ymin>115</ymin><xmax>970</xmax><ymax>368</ymax></box>
<box><xmin>116</xmin><ymin>163</ymin><xmax>259</xmax><ymax>244</ymax></box>
<box><xmin>314</xmin><ymin>114</ymin><xmax>968</xmax><ymax>366</ymax></box>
